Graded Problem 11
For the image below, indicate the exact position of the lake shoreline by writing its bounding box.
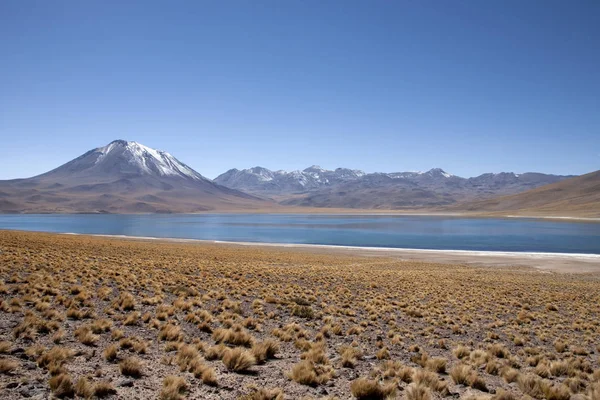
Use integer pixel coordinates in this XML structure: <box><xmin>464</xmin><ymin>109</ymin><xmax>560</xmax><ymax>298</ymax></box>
<box><xmin>1</xmin><ymin>210</ymin><xmax>599</xmax><ymax>222</ymax></box>
<box><xmin>57</xmin><ymin>231</ymin><xmax>600</xmax><ymax>274</ymax></box>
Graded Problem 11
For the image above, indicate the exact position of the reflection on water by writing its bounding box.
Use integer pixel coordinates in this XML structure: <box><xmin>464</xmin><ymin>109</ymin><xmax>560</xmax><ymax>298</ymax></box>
<box><xmin>0</xmin><ymin>214</ymin><xmax>598</xmax><ymax>254</ymax></box>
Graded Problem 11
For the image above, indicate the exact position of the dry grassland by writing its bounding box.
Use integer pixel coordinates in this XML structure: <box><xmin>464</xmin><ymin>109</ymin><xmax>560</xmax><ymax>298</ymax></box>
<box><xmin>0</xmin><ymin>230</ymin><xmax>599</xmax><ymax>399</ymax></box>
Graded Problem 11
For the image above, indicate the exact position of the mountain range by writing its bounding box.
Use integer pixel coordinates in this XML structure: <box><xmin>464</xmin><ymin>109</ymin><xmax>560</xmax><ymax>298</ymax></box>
<box><xmin>215</xmin><ymin>166</ymin><xmax>572</xmax><ymax>209</ymax></box>
<box><xmin>0</xmin><ymin>140</ymin><xmax>595</xmax><ymax>215</ymax></box>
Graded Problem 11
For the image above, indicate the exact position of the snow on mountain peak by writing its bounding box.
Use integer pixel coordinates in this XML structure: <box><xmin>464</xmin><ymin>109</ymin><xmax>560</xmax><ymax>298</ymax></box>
<box><xmin>96</xmin><ymin>140</ymin><xmax>205</xmax><ymax>181</ymax></box>
<box><xmin>248</xmin><ymin>166</ymin><xmax>274</xmax><ymax>181</ymax></box>
<box><xmin>304</xmin><ymin>165</ymin><xmax>325</xmax><ymax>172</ymax></box>
<box><xmin>424</xmin><ymin>168</ymin><xmax>454</xmax><ymax>178</ymax></box>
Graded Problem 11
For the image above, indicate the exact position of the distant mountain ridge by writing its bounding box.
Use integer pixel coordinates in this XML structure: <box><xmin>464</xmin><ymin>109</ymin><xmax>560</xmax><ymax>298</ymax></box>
<box><xmin>0</xmin><ymin>140</ymin><xmax>268</xmax><ymax>213</ymax></box>
<box><xmin>215</xmin><ymin>165</ymin><xmax>573</xmax><ymax>209</ymax></box>
<box><xmin>216</xmin><ymin>165</ymin><xmax>367</xmax><ymax>193</ymax></box>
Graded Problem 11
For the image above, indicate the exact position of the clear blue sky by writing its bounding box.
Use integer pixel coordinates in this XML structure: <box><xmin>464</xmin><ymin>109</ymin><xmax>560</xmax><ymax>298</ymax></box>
<box><xmin>1</xmin><ymin>0</ymin><xmax>598</xmax><ymax>179</ymax></box>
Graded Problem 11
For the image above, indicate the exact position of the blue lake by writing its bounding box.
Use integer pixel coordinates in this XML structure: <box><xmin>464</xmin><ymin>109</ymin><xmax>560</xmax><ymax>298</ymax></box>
<box><xmin>0</xmin><ymin>214</ymin><xmax>599</xmax><ymax>254</ymax></box>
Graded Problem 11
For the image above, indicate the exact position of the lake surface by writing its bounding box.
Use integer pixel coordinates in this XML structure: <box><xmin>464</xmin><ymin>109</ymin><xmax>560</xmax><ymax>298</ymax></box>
<box><xmin>0</xmin><ymin>214</ymin><xmax>599</xmax><ymax>254</ymax></box>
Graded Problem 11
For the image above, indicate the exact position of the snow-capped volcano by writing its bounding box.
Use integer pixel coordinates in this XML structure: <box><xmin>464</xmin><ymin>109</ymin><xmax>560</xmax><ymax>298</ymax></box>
<box><xmin>0</xmin><ymin>140</ymin><xmax>267</xmax><ymax>213</ymax></box>
<box><xmin>44</xmin><ymin>139</ymin><xmax>210</xmax><ymax>182</ymax></box>
<box><xmin>96</xmin><ymin>140</ymin><xmax>207</xmax><ymax>180</ymax></box>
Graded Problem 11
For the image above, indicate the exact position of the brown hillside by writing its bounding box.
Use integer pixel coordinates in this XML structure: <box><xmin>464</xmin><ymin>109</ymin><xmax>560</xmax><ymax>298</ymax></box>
<box><xmin>450</xmin><ymin>170</ymin><xmax>600</xmax><ymax>217</ymax></box>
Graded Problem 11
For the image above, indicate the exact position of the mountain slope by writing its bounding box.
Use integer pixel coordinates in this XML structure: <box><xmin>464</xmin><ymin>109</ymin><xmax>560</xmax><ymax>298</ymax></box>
<box><xmin>215</xmin><ymin>166</ymin><xmax>572</xmax><ymax>209</ymax></box>
<box><xmin>0</xmin><ymin>140</ymin><xmax>269</xmax><ymax>213</ymax></box>
<box><xmin>450</xmin><ymin>170</ymin><xmax>600</xmax><ymax>217</ymax></box>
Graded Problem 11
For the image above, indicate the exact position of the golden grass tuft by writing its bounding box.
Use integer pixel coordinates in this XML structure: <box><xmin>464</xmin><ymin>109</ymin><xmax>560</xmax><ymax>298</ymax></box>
<box><xmin>340</xmin><ymin>345</ymin><xmax>362</xmax><ymax>368</ymax></box>
<box><xmin>75</xmin><ymin>377</ymin><xmax>95</xmax><ymax>398</ymax></box>
<box><xmin>159</xmin><ymin>324</ymin><xmax>183</xmax><ymax>342</ymax></box>
<box><xmin>212</xmin><ymin>326</ymin><xmax>254</xmax><ymax>347</ymax></box>
<box><xmin>425</xmin><ymin>357</ymin><xmax>446</xmax><ymax>373</ymax></box>
<box><xmin>350</xmin><ymin>377</ymin><xmax>396</xmax><ymax>399</ymax></box>
<box><xmin>93</xmin><ymin>381</ymin><xmax>117</xmax><ymax>398</ymax></box>
<box><xmin>251</xmin><ymin>339</ymin><xmax>279</xmax><ymax>364</ymax></box>
<box><xmin>222</xmin><ymin>347</ymin><xmax>256</xmax><ymax>372</ymax></box>
<box><xmin>119</xmin><ymin>357</ymin><xmax>143</xmax><ymax>378</ymax></box>
<box><xmin>160</xmin><ymin>376</ymin><xmax>188</xmax><ymax>400</ymax></box>
<box><xmin>49</xmin><ymin>373</ymin><xmax>75</xmax><ymax>398</ymax></box>
<box><xmin>288</xmin><ymin>360</ymin><xmax>334</xmax><ymax>386</ymax></box>
<box><xmin>0</xmin><ymin>341</ymin><xmax>12</xmax><ymax>354</ymax></box>
<box><xmin>37</xmin><ymin>346</ymin><xmax>74</xmax><ymax>370</ymax></box>
<box><xmin>103</xmin><ymin>343</ymin><xmax>118</xmax><ymax>362</ymax></box>
<box><xmin>0</xmin><ymin>358</ymin><xmax>18</xmax><ymax>374</ymax></box>
<box><xmin>405</xmin><ymin>383</ymin><xmax>431</xmax><ymax>400</ymax></box>
<box><xmin>176</xmin><ymin>344</ymin><xmax>199</xmax><ymax>372</ymax></box>
<box><xmin>450</xmin><ymin>364</ymin><xmax>487</xmax><ymax>391</ymax></box>
<box><xmin>239</xmin><ymin>387</ymin><xmax>285</xmax><ymax>400</ymax></box>
<box><xmin>190</xmin><ymin>359</ymin><xmax>218</xmax><ymax>386</ymax></box>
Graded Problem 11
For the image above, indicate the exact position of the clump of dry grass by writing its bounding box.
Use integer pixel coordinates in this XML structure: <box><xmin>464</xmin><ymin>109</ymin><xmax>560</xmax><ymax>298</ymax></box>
<box><xmin>491</xmin><ymin>389</ymin><xmax>516</xmax><ymax>400</ymax></box>
<box><xmin>190</xmin><ymin>359</ymin><xmax>218</xmax><ymax>386</ymax></box>
<box><xmin>111</xmin><ymin>329</ymin><xmax>125</xmax><ymax>340</ymax></box>
<box><xmin>340</xmin><ymin>345</ymin><xmax>362</xmax><ymax>368</ymax></box>
<box><xmin>160</xmin><ymin>376</ymin><xmax>188</xmax><ymax>400</ymax></box>
<box><xmin>413</xmin><ymin>369</ymin><xmax>448</xmax><ymax>394</ymax></box>
<box><xmin>113</xmin><ymin>292</ymin><xmax>136</xmax><ymax>311</ymax></box>
<box><xmin>103</xmin><ymin>343</ymin><xmax>118</xmax><ymax>362</ymax></box>
<box><xmin>500</xmin><ymin>367</ymin><xmax>519</xmax><ymax>384</ymax></box>
<box><xmin>450</xmin><ymin>364</ymin><xmax>487</xmax><ymax>391</ymax></box>
<box><xmin>51</xmin><ymin>329</ymin><xmax>65</xmax><ymax>344</ymax></box>
<box><xmin>0</xmin><ymin>341</ymin><xmax>12</xmax><ymax>354</ymax></box>
<box><xmin>291</xmin><ymin>304</ymin><xmax>314</xmax><ymax>319</ymax></box>
<box><xmin>37</xmin><ymin>346</ymin><xmax>74</xmax><ymax>370</ymax></box>
<box><xmin>49</xmin><ymin>373</ymin><xmax>75</xmax><ymax>398</ymax></box>
<box><xmin>90</xmin><ymin>318</ymin><xmax>112</xmax><ymax>333</ymax></box>
<box><xmin>175</xmin><ymin>344</ymin><xmax>199</xmax><ymax>371</ymax></box>
<box><xmin>252</xmin><ymin>339</ymin><xmax>279</xmax><ymax>364</ymax></box>
<box><xmin>222</xmin><ymin>347</ymin><xmax>256</xmax><ymax>372</ymax></box>
<box><xmin>405</xmin><ymin>383</ymin><xmax>431</xmax><ymax>400</ymax></box>
<box><xmin>239</xmin><ymin>387</ymin><xmax>285</xmax><ymax>400</ymax></box>
<box><xmin>213</xmin><ymin>326</ymin><xmax>254</xmax><ymax>347</ymax></box>
<box><xmin>75</xmin><ymin>377</ymin><xmax>94</xmax><ymax>398</ymax></box>
<box><xmin>74</xmin><ymin>325</ymin><xmax>99</xmax><ymax>346</ymax></box>
<box><xmin>376</xmin><ymin>347</ymin><xmax>390</xmax><ymax>360</ymax></box>
<box><xmin>288</xmin><ymin>360</ymin><xmax>334</xmax><ymax>386</ymax></box>
<box><xmin>119</xmin><ymin>357</ymin><xmax>143</xmax><ymax>378</ymax></box>
<box><xmin>350</xmin><ymin>377</ymin><xmax>396</xmax><ymax>399</ymax></box>
<box><xmin>425</xmin><ymin>357</ymin><xmax>446</xmax><ymax>373</ymax></box>
<box><xmin>159</xmin><ymin>324</ymin><xmax>182</xmax><ymax>342</ymax></box>
<box><xmin>0</xmin><ymin>358</ymin><xmax>19</xmax><ymax>374</ymax></box>
<box><xmin>205</xmin><ymin>344</ymin><xmax>227</xmax><ymax>361</ymax></box>
<box><xmin>93</xmin><ymin>381</ymin><xmax>117</xmax><ymax>398</ymax></box>
<box><xmin>123</xmin><ymin>311</ymin><xmax>140</xmax><ymax>326</ymax></box>
<box><xmin>453</xmin><ymin>345</ymin><xmax>471</xmax><ymax>359</ymax></box>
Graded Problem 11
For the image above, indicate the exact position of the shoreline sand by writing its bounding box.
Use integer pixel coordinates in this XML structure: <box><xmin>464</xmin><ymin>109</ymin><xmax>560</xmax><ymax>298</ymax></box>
<box><xmin>1</xmin><ymin>211</ymin><xmax>599</xmax><ymax>221</ymax></box>
<box><xmin>58</xmin><ymin>231</ymin><xmax>600</xmax><ymax>274</ymax></box>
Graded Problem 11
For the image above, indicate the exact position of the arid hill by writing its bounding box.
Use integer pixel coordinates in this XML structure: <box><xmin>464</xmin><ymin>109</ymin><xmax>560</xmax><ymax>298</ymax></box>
<box><xmin>450</xmin><ymin>170</ymin><xmax>600</xmax><ymax>217</ymax></box>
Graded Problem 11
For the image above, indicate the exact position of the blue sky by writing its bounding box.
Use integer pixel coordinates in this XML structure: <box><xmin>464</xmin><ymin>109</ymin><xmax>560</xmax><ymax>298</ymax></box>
<box><xmin>1</xmin><ymin>0</ymin><xmax>598</xmax><ymax>179</ymax></box>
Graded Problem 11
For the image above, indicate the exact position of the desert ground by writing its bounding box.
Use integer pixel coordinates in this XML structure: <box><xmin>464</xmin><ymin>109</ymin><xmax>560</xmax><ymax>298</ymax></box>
<box><xmin>0</xmin><ymin>231</ymin><xmax>599</xmax><ymax>399</ymax></box>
